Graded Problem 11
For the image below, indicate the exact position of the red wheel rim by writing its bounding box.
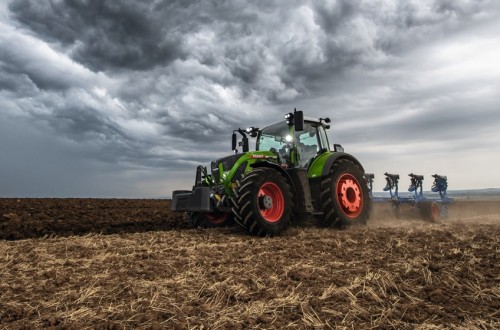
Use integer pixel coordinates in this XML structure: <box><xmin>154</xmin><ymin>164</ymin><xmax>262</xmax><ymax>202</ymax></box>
<box><xmin>205</xmin><ymin>212</ymin><xmax>228</xmax><ymax>225</ymax></box>
<box><xmin>336</xmin><ymin>173</ymin><xmax>363</xmax><ymax>218</ymax></box>
<box><xmin>258</xmin><ymin>182</ymin><xmax>285</xmax><ymax>223</ymax></box>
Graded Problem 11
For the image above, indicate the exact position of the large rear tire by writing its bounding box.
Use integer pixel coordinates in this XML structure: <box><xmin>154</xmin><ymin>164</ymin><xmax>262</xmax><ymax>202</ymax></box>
<box><xmin>316</xmin><ymin>159</ymin><xmax>370</xmax><ymax>228</ymax></box>
<box><xmin>232</xmin><ymin>167</ymin><xmax>293</xmax><ymax>236</ymax></box>
<box><xmin>188</xmin><ymin>211</ymin><xmax>234</xmax><ymax>228</ymax></box>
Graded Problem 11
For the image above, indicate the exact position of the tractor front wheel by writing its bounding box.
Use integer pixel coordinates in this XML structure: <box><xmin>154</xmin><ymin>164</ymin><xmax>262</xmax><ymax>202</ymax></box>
<box><xmin>232</xmin><ymin>167</ymin><xmax>293</xmax><ymax>236</ymax></box>
<box><xmin>317</xmin><ymin>159</ymin><xmax>370</xmax><ymax>228</ymax></box>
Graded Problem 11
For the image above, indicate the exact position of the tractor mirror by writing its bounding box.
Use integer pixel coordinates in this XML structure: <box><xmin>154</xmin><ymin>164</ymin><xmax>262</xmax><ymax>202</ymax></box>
<box><xmin>239</xmin><ymin>136</ymin><xmax>249</xmax><ymax>152</ymax></box>
<box><xmin>232</xmin><ymin>132</ymin><xmax>237</xmax><ymax>151</ymax></box>
<box><xmin>294</xmin><ymin>110</ymin><xmax>304</xmax><ymax>131</ymax></box>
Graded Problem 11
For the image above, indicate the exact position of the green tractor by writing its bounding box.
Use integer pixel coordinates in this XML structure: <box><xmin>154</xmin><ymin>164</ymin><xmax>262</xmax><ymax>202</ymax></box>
<box><xmin>172</xmin><ymin>109</ymin><xmax>370</xmax><ymax>236</ymax></box>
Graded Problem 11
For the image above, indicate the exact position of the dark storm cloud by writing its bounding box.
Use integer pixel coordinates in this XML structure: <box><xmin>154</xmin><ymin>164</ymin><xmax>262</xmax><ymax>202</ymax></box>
<box><xmin>313</xmin><ymin>0</ymin><xmax>357</xmax><ymax>33</ymax></box>
<box><xmin>9</xmin><ymin>0</ymin><xmax>187</xmax><ymax>71</ymax></box>
<box><xmin>8</xmin><ymin>0</ymin><xmax>368</xmax><ymax>91</ymax></box>
<box><xmin>0</xmin><ymin>64</ymin><xmax>30</xmax><ymax>92</ymax></box>
<box><xmin>9</xmin><ymin>0</ymin><xmax>493</xmax><ymax>98</ymax></box>
<box><xmin>49</xmin><ymin>103</ymin><xmax>122</xmax><ymax>141</ymax></box>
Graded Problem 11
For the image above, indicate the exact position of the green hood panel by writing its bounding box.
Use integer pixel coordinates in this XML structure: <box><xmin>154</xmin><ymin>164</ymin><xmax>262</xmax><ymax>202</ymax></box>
<box><xmin>218</xmin><ymin>151</ymin><xmax>278</xmax><ymax>194</ymax></box>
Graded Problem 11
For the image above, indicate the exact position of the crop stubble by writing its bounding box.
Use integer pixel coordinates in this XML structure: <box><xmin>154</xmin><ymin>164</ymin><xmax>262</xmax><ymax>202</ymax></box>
<box><xmin>0</xmin><ymin>198</ymin><xmax>499</xmax><ymax>329</ymax></box>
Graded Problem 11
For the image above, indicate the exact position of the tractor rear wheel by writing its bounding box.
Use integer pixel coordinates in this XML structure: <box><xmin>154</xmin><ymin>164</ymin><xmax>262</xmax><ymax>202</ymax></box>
<box><xmin>419</xmin><ymin>201</ymin><xmax>441</xmax><ymax>222</ymax></box>
<box><xmin>232</xmin><ymin>167</ymin><xmax>293</xmax><ymax>236</ymax></box>
<box><xmin>317</xmin><ymin>159</ymin><xmax>370</xmax><ymax>228</ymax></box>
<box><xmin>188</xmin><ymin>211</ymin><xmax>234</xmax><ymax>228</ymax></box>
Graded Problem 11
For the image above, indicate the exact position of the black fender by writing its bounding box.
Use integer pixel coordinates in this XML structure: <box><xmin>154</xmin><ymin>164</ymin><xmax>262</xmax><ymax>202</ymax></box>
<box><xmin>321</xmin><ymin>152</ymin><xmax>365</xmax><ymax>177</ymax></box>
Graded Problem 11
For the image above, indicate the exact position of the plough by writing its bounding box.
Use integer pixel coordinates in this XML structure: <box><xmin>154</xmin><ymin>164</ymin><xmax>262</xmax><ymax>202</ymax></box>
<box><xmin>364</xmin><ymin>173</ymin><xmax>453</xmax><ymax>222</ymax></box>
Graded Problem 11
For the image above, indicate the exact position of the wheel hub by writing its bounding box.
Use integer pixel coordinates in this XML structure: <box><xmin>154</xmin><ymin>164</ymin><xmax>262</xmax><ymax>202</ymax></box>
<box><xmin>336</xmin><ymin>174</ymin><xmax>363</xmax><ymax>218</ymax></box>
<box><xmin>259</xmin><ymin>195</ymin><xmax>273</xmax><ymax>210</ymax></box>
<box><xmin>340</xmin><ymin>179</ymin><xmax>361</xmax><ymax>211</ymax></box>
<box><xmin>258</xmin><ymin>181</ymin><xmax>285</xmax><ymax>223</ymax></box>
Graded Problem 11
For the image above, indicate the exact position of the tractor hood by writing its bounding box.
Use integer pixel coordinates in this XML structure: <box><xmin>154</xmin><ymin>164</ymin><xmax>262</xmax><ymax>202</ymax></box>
<box><xmin>211</xmin><ymin>153</ymin><xmax>246</xmax><ymax>183</ymax></box>
<box><xmin>210</xmin><ymin>151</ymin><xmax>278</xmax><ymax>184</ymax></box>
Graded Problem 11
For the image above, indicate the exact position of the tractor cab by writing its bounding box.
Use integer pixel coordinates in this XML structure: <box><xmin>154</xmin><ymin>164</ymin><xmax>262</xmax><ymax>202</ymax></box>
<box><xmin>256</xmin><ymin>119</ymin><xmax>331</xmax><ymax>168</ymax></box>
<box><xmin>233</xmin><ymin>109</ymin><xmax>333</xmax><ymax>169</ymax></box>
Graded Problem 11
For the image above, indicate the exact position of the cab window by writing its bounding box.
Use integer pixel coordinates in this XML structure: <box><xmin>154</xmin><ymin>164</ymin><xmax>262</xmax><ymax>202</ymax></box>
<box><xmin>296</xmin><ymin>122</ymin><xmax>319</xmax><ymax>167</ymax></box>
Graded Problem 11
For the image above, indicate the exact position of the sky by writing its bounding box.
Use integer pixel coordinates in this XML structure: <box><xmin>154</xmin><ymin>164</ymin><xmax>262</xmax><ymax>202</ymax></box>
<box><xmin>1</xmin><ymin>0</ymin><xmax>500</xmax><ymax>198</ymax></box>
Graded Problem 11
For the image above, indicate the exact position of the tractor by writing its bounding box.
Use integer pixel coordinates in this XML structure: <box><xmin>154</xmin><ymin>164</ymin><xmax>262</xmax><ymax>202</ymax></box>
<box><xmin>171</xmin><ymin>109</ymin><xmax>371</xmax><ymax>236</ymax></box>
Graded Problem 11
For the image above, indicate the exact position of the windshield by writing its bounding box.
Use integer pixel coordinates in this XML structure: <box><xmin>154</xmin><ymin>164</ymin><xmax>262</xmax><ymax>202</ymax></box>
<box><xmin>257</xmin><ymin>121</ymin><xmax>291</xmax><ymax>151</ymax></box>
<box><xmin>257</xmin><ymin>120</ymin><xmax>330</xmax><ymax>167</ymax></box>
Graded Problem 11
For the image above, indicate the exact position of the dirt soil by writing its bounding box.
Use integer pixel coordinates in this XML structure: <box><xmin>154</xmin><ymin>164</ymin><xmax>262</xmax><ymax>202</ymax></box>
<box><xmin>0</xmin><ymin>198</ymin><xmax>499</xmax><ymax>329</ymax></box>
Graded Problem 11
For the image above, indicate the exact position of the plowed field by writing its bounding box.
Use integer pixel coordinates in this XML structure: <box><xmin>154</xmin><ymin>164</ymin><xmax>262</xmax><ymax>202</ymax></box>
<box><xmin>1</xmin><ymin>198</ymin><xmax>499</xmax><ymax>329</ymax></box>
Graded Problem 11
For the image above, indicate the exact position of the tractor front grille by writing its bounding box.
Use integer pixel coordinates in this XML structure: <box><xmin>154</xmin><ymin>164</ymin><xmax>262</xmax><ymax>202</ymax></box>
<box><xmin>211</xmin><ymin>153</ymin><xmax>245</xmax><ymax>183</ymax></box>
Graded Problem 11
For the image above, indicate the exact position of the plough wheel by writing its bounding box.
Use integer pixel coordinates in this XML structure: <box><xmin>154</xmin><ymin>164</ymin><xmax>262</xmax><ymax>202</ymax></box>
<box><xmin>419</xmin><ymin>201</ymin><xmax>441</xmax><ymax>222</ymax></box>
